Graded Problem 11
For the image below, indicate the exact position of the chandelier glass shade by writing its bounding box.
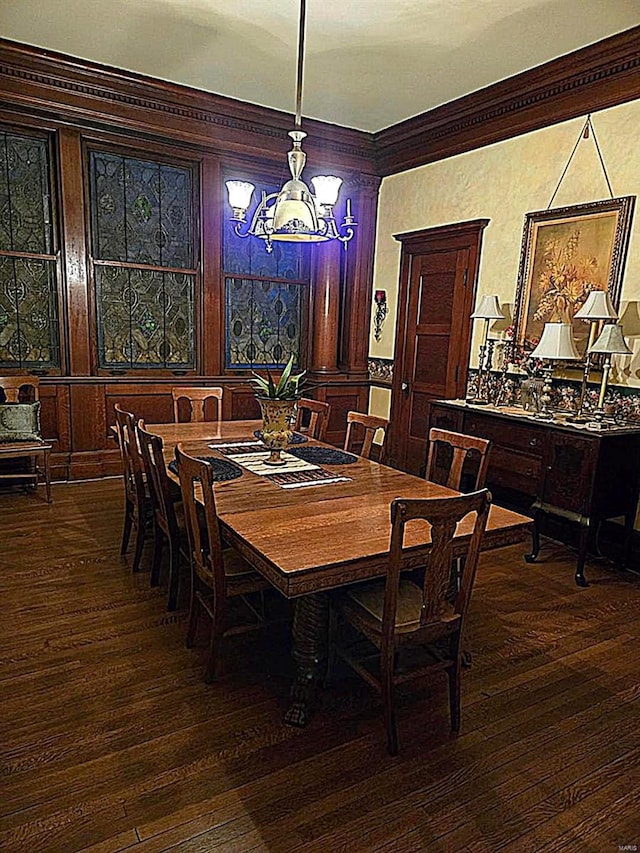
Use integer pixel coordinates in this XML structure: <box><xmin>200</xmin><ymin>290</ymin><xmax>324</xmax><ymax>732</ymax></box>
<box><xmin>225</xmin><ymin>1</ymin><xmax>356</xmax><ymax>253</ymax></box>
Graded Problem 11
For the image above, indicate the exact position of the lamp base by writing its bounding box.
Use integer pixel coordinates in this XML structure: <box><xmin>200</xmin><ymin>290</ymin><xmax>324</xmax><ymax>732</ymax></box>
<box><xmin>565</xmin><ymin>413</ymin><xmax>590</xmax><ymax>425</ymax></box>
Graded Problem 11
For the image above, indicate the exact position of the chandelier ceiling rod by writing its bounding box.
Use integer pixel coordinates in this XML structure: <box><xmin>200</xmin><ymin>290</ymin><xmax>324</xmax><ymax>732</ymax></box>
<box><xmin>294</xmin><ymin>0</ymin><xmax>306</xmax><ymax>128</ymax></box>
<box><xmin>225</xmin><ymin>0</ymin><xmax>357</xmax><ymax>251</ymax></box>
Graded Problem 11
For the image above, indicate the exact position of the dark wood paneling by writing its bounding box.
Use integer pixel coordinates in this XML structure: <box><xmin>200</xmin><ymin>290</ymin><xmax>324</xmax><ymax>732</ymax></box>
<box><xmin>58</xmin><ymin>127</ymin><xmax>91</xmax><ymax>375</ymax></box>
<box><xmin>0</xmin><ymin>42</ymin><xmax>380</xmax><ymax>481</ymax></box>
<box><xmin>317</xmin><ymin>384</ymin><xmax>370</xmax><ymax>447</ymax></box>
<box><xmin>375</xmin><ymin>26</ymin><xmax>640</xmax><ymax>175</ymax></box>
<box><xmin>0</xmin><ymin>39</ymin><xmax>375</xmax><ymax>172</ymax></box>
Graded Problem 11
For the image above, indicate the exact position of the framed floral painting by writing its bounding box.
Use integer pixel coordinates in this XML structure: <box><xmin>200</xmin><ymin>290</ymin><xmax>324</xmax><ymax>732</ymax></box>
<box><xmin>512</xmin><ymin>196</ymin><xmax>635</xmax><ymax>356</ymax></box>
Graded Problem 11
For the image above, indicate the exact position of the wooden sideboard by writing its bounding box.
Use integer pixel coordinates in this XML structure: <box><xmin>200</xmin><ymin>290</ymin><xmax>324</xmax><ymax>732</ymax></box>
<box><xmin>428</xmin><ymin>400</ymin><xmax>640</xmax><ymax>586</ymax></box>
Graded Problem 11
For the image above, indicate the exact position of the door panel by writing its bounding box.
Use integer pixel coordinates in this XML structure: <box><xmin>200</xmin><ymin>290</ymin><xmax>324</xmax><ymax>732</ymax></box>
<box><xmin>389</xmin><ymin>220</ymin><xmax>489</xmax><ymax>475</ymax></box>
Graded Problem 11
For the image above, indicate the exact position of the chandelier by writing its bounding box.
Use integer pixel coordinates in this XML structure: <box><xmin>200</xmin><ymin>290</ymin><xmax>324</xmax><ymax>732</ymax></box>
<box><xmin>225</xmin><ymin>0</ymin><xmax>357</xmax><ymax>253</ymax></box>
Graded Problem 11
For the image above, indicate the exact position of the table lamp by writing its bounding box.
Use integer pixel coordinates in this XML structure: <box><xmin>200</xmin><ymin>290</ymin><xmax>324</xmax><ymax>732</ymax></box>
<box><xmin>468</xmin><ymin>295</ymin><xmax>504</xmax><ymax>404</ymax></box>
<box><xmin>570</xmin><ymin>291</ymin><xmax>618</xmax><ymax>422</ymax></box>
<box><xmin>588</xmin><ymin>323</ymin><xmax>631</xmax><ymax>420</ymax></box>
<box><xmin>529</xmin><ymin>323</ymin><xmax>580</xmax><ymax>418</ymax></box>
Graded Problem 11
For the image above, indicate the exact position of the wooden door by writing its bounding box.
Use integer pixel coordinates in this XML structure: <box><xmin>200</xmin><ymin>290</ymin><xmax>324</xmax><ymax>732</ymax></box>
<box><xmin>389</xmin><ymin>220</ymin><xmax>489</xmax><ymax>475</ymax></box>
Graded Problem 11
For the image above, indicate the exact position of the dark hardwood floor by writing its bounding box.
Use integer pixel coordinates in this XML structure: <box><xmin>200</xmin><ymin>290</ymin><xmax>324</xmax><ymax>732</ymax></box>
<box><xmin>1</xmin><ymin>479</ymin><xmax>639</xmax><ymax>852</ymax></box>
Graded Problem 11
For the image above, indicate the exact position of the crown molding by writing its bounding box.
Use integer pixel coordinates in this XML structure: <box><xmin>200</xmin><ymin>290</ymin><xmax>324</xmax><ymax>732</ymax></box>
<box><xmin>374</xmin><ymin>26</ymin><xmax>640</xmax><ymax>176</ymax></box>
<box><xmin>0</xmin><ymin>39</ymin><xmax>375</xmax><ymax>171</ymax></box>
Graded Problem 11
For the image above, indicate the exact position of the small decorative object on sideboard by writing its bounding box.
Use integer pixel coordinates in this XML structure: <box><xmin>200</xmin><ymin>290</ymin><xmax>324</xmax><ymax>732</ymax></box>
<box><xmin>249</xmin><ymin>355</ymin><xmax>306</xmax><ymax>466</ymax></box>
<box><xmin>468</xmin><ymin>295</ymin><xmax>505</xmax><ymax>405</ymax></box>
<box><xmin>588</xmin><ymin>323</ymin><xmax>632</xmax><ymax>425</ymax></box>
<box><xmin>568</xmin><ymin>290</ymin><xmax>619</xmax><ymax>423</ymax></box>
<box><xmin>529</xmin><ymin>323</ymin><xmax>580</xmax><ymax>418</ymax></box>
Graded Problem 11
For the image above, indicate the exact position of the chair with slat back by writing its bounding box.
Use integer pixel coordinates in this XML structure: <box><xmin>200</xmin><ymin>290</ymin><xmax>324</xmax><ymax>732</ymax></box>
<box><xmin>0</xmin><ymin>376</ymin><xmax>51</xmax><ymax>502</ymax></box>
<box><xmin>172</xmin><ymin>387</ymin><xmax>223</xmax><ymax>423</ymax></box>
<box><xmin>137</xmin><ymin>422</ymin><xmax>187</xmax><ymax>611</ymax></box>
<box><xmin>425</xmin><ymin>428</ymin><xmax>491</xmax><ymax>492</ymax></box>
<box><xmin>0</xmin><ymin>376</ymin><xmax>39</xmax><ymax>403</ymax></box>
<box><xmin>174</xmin><ymin>444</ymin><xmax>272</xmax><ymax>682</ymax></box>
<box><xmin>329</xmin><ymin>488</ymin><xmax>492</xmax><ymax>755</ymax></box>
<box><xmin>343</xmin><ymin>411</ymin><xmax>389</xmax><ymax>461</ymax></box>
<box><xmin>114</xmin><ymin>404</ymin><xmax>149</xmax><ymax>573</ymax></box>
<box><xmin>295</xmin><ymin>398</ymin><xmax>330</xmax><ymax>441</ymax></box>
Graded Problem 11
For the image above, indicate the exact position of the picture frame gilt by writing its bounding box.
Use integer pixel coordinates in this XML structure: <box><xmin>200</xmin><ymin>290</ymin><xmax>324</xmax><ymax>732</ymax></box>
<box><xmin>512</xmin><ymin>196</ymin><xmax>635</xmax><ymax>357</ymax></box>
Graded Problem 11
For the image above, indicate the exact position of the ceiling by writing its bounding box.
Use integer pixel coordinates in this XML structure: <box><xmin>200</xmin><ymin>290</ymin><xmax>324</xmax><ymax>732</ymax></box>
<box><xmin>1</xmin><ymin>0</ymin><xmax>638</xmax><ymax>132</ymax></box>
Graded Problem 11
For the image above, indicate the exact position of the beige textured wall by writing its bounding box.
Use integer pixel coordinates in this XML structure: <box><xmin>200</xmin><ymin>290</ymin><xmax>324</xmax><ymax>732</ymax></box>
<box><xmin>369</xmin><ymin>100</ymin><xmax>640</xmax><ymax>415</ymax></box>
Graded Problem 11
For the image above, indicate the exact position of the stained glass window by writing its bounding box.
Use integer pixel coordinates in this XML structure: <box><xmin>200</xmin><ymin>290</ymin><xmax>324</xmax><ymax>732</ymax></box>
<box><xmin>223</xmin><ymin>182</ymin><xmax>309</xmax><ymax>370</ymax></box>
<box><xmin>89</xmin><ymin>150</ymin><xmax>196</xmax><ymax>369</ymax></box>
<box><xmin>0</xmin><ymin>131</ymin><xmax>60</xmax><ymax>369</ymax></box>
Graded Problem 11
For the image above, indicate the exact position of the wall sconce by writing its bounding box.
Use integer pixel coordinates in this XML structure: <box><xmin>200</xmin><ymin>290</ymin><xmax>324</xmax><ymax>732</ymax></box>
<box><xmin>373</xmin><ymin>290</ymin><xmax>388</xmax><ymax>342</ymax></box>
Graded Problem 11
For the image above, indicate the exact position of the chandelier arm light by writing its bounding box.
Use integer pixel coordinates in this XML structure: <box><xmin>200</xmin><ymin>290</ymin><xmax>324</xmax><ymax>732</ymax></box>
<box><xmin>225</xmin><ymin>0</ymin><xmax>356</xmax><ymax>252</ymax></box>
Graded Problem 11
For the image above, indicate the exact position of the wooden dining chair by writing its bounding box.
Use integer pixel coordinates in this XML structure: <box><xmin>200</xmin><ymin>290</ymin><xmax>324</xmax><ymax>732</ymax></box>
<box><xmin>0</xmin><ymin>375</ymin><xmax>40</xmax><ymax>403</ymax></box>
<box><xmin>425</xmin><ymin>428</ymin><xmax>491</xmax><ymax>627</ymax></box>
<box><xmin>114</xmin><ymin>404</ymin><xmax>149</xmax><ymax>573</ymax></box>
<box><xmin>343</xmin><ymin>411</ymin><xmax>389</xmax><ymax>460</ymax></box>
<box><xmin>425</xmin><ymin>428</ymin><xmax>491</xmax><ymax>492</ymax></box>
<box><xmin>174</xmin><ymin>444</ymin><xmax>272</xmax><ymax>682</ymax></box>
<box><xmin>172</xmin><ymin>387</ymin><xmax>223</xmax><ymax>423</ymax></box>
<box><xmin>137</xmin><ymin>422</ymin><xmax>188</xmax><ymax>611</ymax></box>
<box><xmin>295</xmin><ymin>398</ymin><xmax>330</xmax><ymax>441</ymax></box>
<box><xmin>329</xmin><ymin>488</ymin><xmax>491</xmax><ymax>755</ymax></box>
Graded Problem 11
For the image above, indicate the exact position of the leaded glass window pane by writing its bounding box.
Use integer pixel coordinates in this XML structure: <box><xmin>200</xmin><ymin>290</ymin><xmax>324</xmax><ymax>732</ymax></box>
<box><xmin>223</xmin><ymin>182</ymin><xmax>309</xmax><ymax>281</ymax></box>
<box><xmin>0</xmin><ymin>257</ymin><xmax>60</xmax><ymax>367</ymax></box>
<box><xmin>0</xmin><ymin>130</ymin><xmax>59</xmax><ymax>369</ymax></box>
<box><xmin>0</xmin><ymin>133</ymin><xmax>53</xmax><ymax>254</ymax></box>
<box><xmin>223</xmin><ymin>179</ymin><xmax>309</xmax><ymax>370</ymax></box>
<box><xmin>89</xmin><ymin>149</ymin><xmax>196</xmax><ymax>370</ymax></box>
<box><xmin>90</xmin><ymin>151</ymin><xmax>193</xmax><ymax>268</ymax></box>
<box><xmin>96</xmin><ymin>267</ymin><xmax>194</xmax><ymax>368</ymax></box>
<box><xmin>225</xmin><ymin>277</ymin><xmax>304</xmax><ymax>369</ymax></box>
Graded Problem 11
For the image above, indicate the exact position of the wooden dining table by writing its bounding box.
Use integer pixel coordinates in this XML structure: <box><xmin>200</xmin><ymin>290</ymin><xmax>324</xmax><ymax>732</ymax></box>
<box><xmin>148</xmin><ymin>419</ymin><xmax>532</xmax><ymax>725</ymax></box>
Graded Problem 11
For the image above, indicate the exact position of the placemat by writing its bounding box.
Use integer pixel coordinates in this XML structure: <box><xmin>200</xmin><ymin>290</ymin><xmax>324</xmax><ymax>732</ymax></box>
<box><xmin>264</xmin><ymin>468</ymin><xmax>352</xmax><ymax>489</ymax></box>
<box><xmin>253</xmin><ymin>429</ymin><xmax>308</xmax><ymax>444</ymax></box>
<box><xmin>288</xmin><ymin>446</ymin><xmax>357</xmax><ymax>465</ymax></box>
<box><xmin>169</xmin><ymin>456</ymin><xmax>243</xmax><ymax>482</ymax></box>
<box><xmin>225</xmin><ymin>450</ymin><xmax>319</xmax><ymax>476</ymax></box>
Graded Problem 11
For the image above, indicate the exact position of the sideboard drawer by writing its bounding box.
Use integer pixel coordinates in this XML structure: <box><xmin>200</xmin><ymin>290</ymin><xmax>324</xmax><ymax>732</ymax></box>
<box><xmin>488</xmin><ymin>446</ymin><xmax>542</xmax><ymax>496</ymax></box>
<box><xmin>464</xmin><ymin>414</ymin><xmax>545</xmax><ymax>456</ymax></box>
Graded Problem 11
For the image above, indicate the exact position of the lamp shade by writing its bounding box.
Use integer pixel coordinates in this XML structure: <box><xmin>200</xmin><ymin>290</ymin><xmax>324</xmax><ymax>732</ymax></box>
<box><xmin>589</xmin><ymin>323</ymin><xmax>632</xmax><ymax>355</ymax></box>
<box><xmin>310</xmin><ymin>175</ymin><xmax>342</xmax><ymax>207</ymax></box>
<box><xmin>471</xmin><ymin>295</ymin><xmax>505</xmax><ymax>320</ymax></box>
<box><xmin>226</xmin><ymin>180</ymin><xmax>255</xmax><ymax>211</ymax></box>
<box><xmin>574</xmin><ymin>290</ymin><xmax>618</xmax><ymax>320</ymax></box>
<box><xmin>530</xmin><ymin>323</ymin><xmax>580</xmax><ymax>360</ymax></box>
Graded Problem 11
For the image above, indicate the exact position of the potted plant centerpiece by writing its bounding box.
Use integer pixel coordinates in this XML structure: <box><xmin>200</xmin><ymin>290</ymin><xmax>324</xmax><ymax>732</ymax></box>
<box><xmin>250</xmin><ymin>355</ymin><xmax>306</xmax><ymax>466</ymax></box>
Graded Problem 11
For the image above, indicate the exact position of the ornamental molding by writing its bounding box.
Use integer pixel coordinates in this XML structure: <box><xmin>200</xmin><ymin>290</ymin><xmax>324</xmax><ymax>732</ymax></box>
<box><xmin>0</xmin><ymin>55</ymin><xmax>372</xmax><ymax>163</ymax></box>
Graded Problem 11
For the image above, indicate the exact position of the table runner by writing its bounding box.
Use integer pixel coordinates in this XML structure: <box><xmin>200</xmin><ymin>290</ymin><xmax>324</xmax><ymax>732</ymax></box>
<box><xmin>209</xmin><ymin>441</ymin><xmax>352</xmax><ymax>489</ymax></box>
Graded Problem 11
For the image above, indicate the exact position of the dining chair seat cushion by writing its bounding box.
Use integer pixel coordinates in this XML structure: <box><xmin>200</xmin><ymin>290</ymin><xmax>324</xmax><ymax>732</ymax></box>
<box><xmin>343</xmin><ymin>579</ymin><xmax>457</xmax><ymax>634</ymax></box>
<box><xmin>0</xmin><ymin>402</ymin><xmax>41</xmax><ymax>443</ymax></box>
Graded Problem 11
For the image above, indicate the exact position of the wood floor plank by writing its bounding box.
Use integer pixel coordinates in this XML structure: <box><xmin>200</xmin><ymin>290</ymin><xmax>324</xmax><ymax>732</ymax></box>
<box><xmin>1</xmin><ymin>479</ymin><xmax>639</xmax><ymax>853</ymax></box>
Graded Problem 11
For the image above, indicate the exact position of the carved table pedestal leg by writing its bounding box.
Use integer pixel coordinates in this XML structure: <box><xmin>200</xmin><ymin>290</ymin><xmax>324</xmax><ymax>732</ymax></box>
<box><xmin>284</xmin><ymin>592</ymin><xmax>329</xmax><ymax>727</ymax></box>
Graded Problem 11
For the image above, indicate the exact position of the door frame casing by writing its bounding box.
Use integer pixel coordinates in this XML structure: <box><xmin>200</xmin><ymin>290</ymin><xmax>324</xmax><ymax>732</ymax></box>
<box><xmin>389</xmin><ymin>218</ymin><xmax>489</xmax><ymax>472</ymax></box>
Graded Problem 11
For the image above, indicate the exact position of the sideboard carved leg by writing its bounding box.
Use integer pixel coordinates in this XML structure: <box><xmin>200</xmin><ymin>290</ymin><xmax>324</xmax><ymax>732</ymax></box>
<box><xmin>575</xmin><ymin>522</ymin><xmax>590</xmax><ymax>587</ymax></box>
<box><xmin>284</xmin><ymin>592</ymin><xmax>330</xmax><ymax>727</ymax></box>
<box><xmin>524</xmin><ymin>509</ymin><xmax>542</xmax><ymax>563</ymax></box>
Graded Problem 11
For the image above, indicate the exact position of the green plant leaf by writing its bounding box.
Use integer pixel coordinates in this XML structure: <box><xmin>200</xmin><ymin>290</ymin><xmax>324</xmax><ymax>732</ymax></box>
<box><xmin>275</xmin><ymin>354</ymin><xmax>295</xmax><ymax>397</ymax></box>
